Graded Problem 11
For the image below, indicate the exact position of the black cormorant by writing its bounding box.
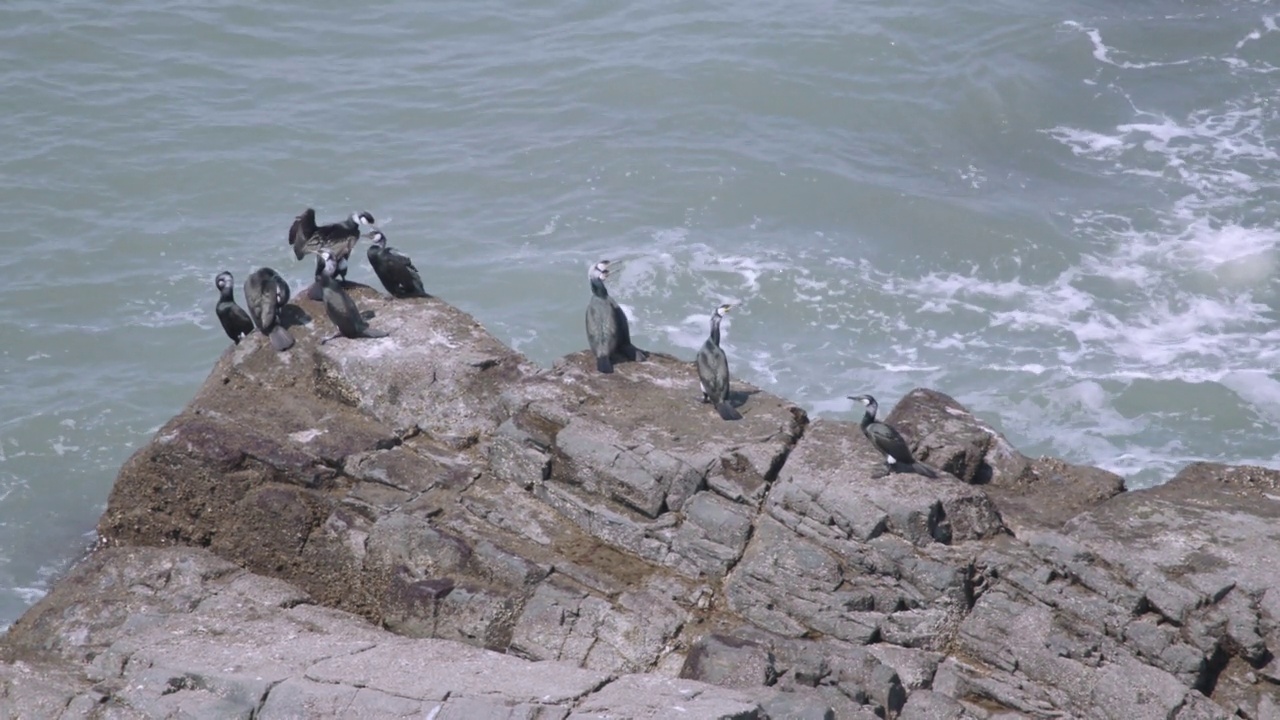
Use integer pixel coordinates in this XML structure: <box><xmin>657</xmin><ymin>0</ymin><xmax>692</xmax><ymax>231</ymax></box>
<box><xmin>214</xmin><ymin>271</ymin><xmax>253</xmax><ymax>344</ymax></box>
<box><xmin>367</xmin><ymin>230</ymin><xmax>427</xmax><ymax>298</ymax></box>
<box><xmin>318</xmin><ymin>251</ymin><xmax>389</xmax><ymax>343</ymax></box>
<box><xmin>696</xmin><ymin>304</ymin><xmax>742</xmax><ymax>421</ymax></box>
<box><xmin>244</xmin><ymin>267</ymin><xmax>295</xmax><ymax>352</ymax></box>
<box><xmin>289</xmin><ymin>208</ymin><xmax>376</xmax><ymax>263</ymax></box>
<box><xmin>584</xmin><ymin>260</ymin><xmax>647</xmax><ymax>373</ymax></box>
<box><xmin>847</xmin><ymin>394</ymin><xmax>938</xmax><ymax>478</ymax></box>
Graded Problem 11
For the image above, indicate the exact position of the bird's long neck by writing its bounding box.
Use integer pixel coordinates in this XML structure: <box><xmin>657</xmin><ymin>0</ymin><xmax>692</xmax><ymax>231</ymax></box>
<box><xmin>860</xmin><ymin>403</ymin><xmax>878</xmax><ymax>430</ymax></box>
<box><xmin>709</xmin><ymin>315</ymin><xmax>722</xmax><ymax>346</ymax></box>
<box><xmin>590</xmin><ymin>276</ymin><xmax>609</xmax><ymax>299</ymax></box>
<box><xmin>319</xmin><ymin>259</ymin><xmax>338</xmax><ymax>287</ymax></box>
<box><xmin>220</xmin><ymin>285</ymin><xmax>235</xmax><ymax>303</ymax></box>
<box><xmin>299</xmin><ymin>211</ymin><xmax>316</xmax><ymax>236</ymax></box>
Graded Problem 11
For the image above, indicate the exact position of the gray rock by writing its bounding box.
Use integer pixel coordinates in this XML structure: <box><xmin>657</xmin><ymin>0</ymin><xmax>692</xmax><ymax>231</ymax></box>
<box><xmin>886</xmin><ymin>388</ymin><xmax>1029</xmax><ymax>486</ymax></box>
<box><xmin>1</xmin><ymin>547</ymin><xmax>775</xmax><ymax>720</ymax></box>
<box><xmin>826</xmin><ymin>648</ymin><xmax>907</xmax><ymax>717</ymax></box>
<box><xmin>674</xmin><ymin>492</ymin><xmax>756</xmax><ymax>577</ymax></box>
<box><xmin>567</xmin><ymin>675</ymin><xmax>761</xmax><ymax>719</ymax></box>
<box><xmin>313</xmin><ymin>292</ymin><xmax>536</xmax><ymax>440</ymax></box>
<box><xmin>767</xmin><ymin>419</ymin><xmax>1007</xmax><ymax>547</ymax></box>
<box><xmin>508</xmin><ymin>579</ymin><xmax>595</xmax><ymax>662</ymax></box>
<box><xmin>898</xmin><ymin>690</ymin><xmax>972</xmax><ymax>720</ymax></box>
<box><xmin>258</xmin><ymin>678</ymin><xmax>364</xmax><ymax>719</ymax></box>
<box><xmin>13</xmin><ymin>293</ymin><xmax>1280</xmax><ymax>720</ymax></box>
<box><xmin>757</xmin><ymin>692</ymin><xmax>835</xmax><ymax>720</ymax></box>
<box><xmin>866</xmin><ymin>644</ymin><xmax>943</xmax><ymax>692</ymax></box>
<box><xmin>680</xmin><ymin>634</ymin><xmax>777</xmax><ymax>689</ymax></box>
<box><xmin>725</xmin><ymin>518</ymin><xmax>877</xmax><ymax>642</ymax></box>
<box><xmin>303</xmin><ymin>640</ymin><xmax>603</xmax><ymax>705</ymax></box>
<box><xmin>0</xmin><ymin>662</ymin><xmax>128</xmax><ymax>720</ymax></box>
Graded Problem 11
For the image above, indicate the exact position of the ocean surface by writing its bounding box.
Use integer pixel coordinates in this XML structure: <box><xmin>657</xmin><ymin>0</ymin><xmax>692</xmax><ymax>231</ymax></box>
<box><xmin>2</xmin><ymin>0</ymin><xmax>1279</xmax><ymax>628</ymax></box>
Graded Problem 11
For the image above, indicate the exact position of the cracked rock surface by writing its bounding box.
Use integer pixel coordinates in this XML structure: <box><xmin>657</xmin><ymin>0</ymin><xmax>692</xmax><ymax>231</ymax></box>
<box><xmin>4</xmin><ymin>289</ymin><xmax>1280</xmax><ymax>718</ymax></box>
<box><xmin>1</xmin><ymin>547</ymin><xmax>762</xmax><ymax>719</ymax></box>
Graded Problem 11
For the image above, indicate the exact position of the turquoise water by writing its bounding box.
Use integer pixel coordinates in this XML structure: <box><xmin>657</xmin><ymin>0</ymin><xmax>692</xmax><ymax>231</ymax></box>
<box><xmin>2</xmin><ymin>0</ymin><xmax>1279</xmax><ymax>626</ymax></box>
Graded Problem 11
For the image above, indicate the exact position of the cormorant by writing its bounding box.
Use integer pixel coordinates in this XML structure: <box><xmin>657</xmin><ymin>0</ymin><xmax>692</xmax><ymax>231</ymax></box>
<box><xmin>318</xmin><ymin>251</ymin><xmax>389</xmax><ymax>343</ymax></box>
<box><xmin>214</xmin><ymin>271</ymin><xmax>253</xmax><ymax>344</ymax></box>
<box><xmin>306</xmin><ymin>254</ymin><xmax>329</xmax><ymax>302</ymax></box>
<box><xmin>289</xmin><ymin>208</ymin><xmax>376</xmax><ymax>263</ymax></box>
<box><xmin>584</xmin><ymin>260</ymin><xmax>647</xmax><ymax>373</ymax></box>
<box><xmin>696</xmin><ymin>304</ymin><xmax>742</xmax><ymax>421</ymax></box>
<box><xmin>367</xmin><ymin>230</ymin><xmax>427</xmax><ymax>298</ymax></box>
<box><xmin>244</xmin><ymin>267</ymin><xmax>295</xmax><ymax>351</ymax></box>
<box><xmin>847</xmin><ymin>394</ymin><xmax>938</xmax><ymax>478</ymax></box>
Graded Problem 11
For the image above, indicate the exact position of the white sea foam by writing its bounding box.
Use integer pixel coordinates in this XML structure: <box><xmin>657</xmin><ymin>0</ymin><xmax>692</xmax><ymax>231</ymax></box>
<box><xmin>1028</xmin><ymin>80</ymin><xmax>1280</xmax><ymax>380</ymax></box>
<box><xmin>1218</xmin><ymin>371</ymin><xmax>1280</xmax><ymax>426</ymax></box>
<box><xmin>523</xmin><ymin>214</ymin><xmax>559</xmax><ymax>238</ymax></box>
<box><xmin>135</xmin><ymin>304</ymin><xmax>207</xmax><ymax>329</ymax></box>
<box><xmin>659</xmin><ymin>311</ymin><xmax>725</xmax><ymax>353</ymax></box>
<box><xmin>11</xmin><ymin>586</ymin><xmax>46</xmax><ymax>605</ymax></box>
<box><xmin>1064</xmin><ymin>21</ymin><xmax>1198</xmax><ymax>70</ymax></box>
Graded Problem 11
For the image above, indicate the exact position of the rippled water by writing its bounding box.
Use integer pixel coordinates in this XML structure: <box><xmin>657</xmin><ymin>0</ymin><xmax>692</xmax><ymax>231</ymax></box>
<box><xmin>2</xmin><ymin>0</ymin><xmax>1278</xmax><ymax>626</ymax></box>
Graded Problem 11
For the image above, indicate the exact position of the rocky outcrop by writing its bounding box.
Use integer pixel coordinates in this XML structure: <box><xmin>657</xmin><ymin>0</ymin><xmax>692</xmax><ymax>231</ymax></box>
<box><xmin>4</xmin><ymin>285</ymin><xmax>1279</xmax><ymax>718</ymax></box>
<box><xmin>1</xmin><ymin>546</ymin><xmax>767</xmax><ymax>719</ymax></box>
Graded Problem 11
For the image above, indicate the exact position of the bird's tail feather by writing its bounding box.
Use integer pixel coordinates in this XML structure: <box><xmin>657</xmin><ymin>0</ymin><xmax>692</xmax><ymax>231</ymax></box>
<box><xmin>596</xmin><ymin>355</ymin><xmax>613</xmax><ymax>373</ymax></box>
<box><xmin>910</xmin><ymin>461</ymin><xmax>939</xmax><ymax>478</ymax></box>
<box><xmin>716</xmin><ymin>402</ymin><xmax>743</xmax><ymax>421</ymax></box>
<box><xmin>269</xmin><ymin>326</ymin><xmax>295</xmax><ymax>352</ymax></box>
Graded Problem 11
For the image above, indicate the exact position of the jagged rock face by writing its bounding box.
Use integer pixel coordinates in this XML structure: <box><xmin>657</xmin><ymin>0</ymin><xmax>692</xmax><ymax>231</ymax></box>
<box><xmin>0</xmin><ymin>547</ymin><xmax>768</xmax><ymax>719</ymax></box>
<box><xmin>8</xmin><ymin>289</ymin><xmax>1279</xmax><ymax>717</ymax></box>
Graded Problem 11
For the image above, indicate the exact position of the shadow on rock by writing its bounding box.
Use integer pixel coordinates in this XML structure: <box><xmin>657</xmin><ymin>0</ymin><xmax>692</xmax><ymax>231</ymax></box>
<box><xmin>728</xmin><ymin>388</ymin><xmax>759</xmax><ymax>408</ymax></box>
<box><xmin>278</xmin><ymin>304</ymin><xmax>312</xmax><ymax>329</ymax></box>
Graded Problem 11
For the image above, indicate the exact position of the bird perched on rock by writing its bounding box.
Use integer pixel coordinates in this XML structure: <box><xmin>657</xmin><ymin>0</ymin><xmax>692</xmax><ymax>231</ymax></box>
<box><xmin>213</xmin><ymin>271</ymin><xmax>254</xmax><ymax>344</ymax></box>
<box><xmin>696</xmin><ymin>303</ymin><xmax>742</xmax><ymax>420</ymax></box>
<box><xmin>848</xmin><ymin>394</ymin><xmax>938</xmax><ymax>478</ymax></box>
<box><xmin>289</xmin><ymin>208</ymin><xmax>376</xmax><ymax>285</ymax></box>
<box><xmin>584</xmin><ymin>259</ymin><xmax>646</xmax><ymax>373</ymax></box>
<box><xmin>243</xmin><ymin>268</ymin><xmax>295</xmax><ymax>352</ymax></box>
<box><xmin>318</xmin><ymin>250</ymin><xmax>389</xmax><ymax>343</ymax></box>
<box><xmin>367</xmin><ymin>230</ymin><xmax>428</xmax><ymax>298</ymax></box>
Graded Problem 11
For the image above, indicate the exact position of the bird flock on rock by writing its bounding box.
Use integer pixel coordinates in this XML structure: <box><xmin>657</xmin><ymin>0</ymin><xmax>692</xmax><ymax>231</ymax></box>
<box><xmin>213</xmin><ymin>208</ymin><xmax>939</xmax><ymax>479</ymax></box>
<box><xmin>214</xmin><ymin>208</ymin><xmax>426</xmax><ymax>351</ymax></box>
